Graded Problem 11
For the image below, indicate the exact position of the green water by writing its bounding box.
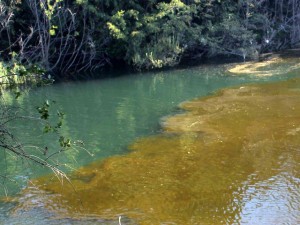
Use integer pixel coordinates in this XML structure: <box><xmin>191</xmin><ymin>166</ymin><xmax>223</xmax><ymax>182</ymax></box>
<box><xmin>0</xmin><ymin>61</ymin><xmax>299</xmax><ymax>224</ymax></box>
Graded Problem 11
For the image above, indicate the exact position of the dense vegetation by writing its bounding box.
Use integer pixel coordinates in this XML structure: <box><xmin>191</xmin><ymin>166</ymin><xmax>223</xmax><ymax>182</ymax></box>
<box><xmin>0</xmin><ymin>0</ymin><xmax>299</xmax><ymax>78</ymax></box>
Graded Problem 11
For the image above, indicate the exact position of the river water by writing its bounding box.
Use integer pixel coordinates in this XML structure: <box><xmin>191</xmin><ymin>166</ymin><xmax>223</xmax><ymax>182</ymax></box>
<box><xmin>0</xmin><ymin>58</ymin><xmax>299</xmax><ymax>224</ymax></box>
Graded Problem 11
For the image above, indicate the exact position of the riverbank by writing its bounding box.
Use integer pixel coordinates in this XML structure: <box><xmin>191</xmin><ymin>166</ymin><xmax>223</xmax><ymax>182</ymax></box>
<box><xmin>1</xmin><ymin>48</ymin><xmax>300</xmax><ymax>88</ymax></box>
<box><xmin>227</xmin><ymin>49</ymin><xmax>300</xmax><ymax>77</ymax></box>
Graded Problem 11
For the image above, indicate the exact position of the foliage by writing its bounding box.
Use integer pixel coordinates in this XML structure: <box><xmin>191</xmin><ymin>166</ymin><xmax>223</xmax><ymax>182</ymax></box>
<box><xmin>0</xmin><ymin>0</ymin><xmax>299</xmax><ymax>72</ymax></box>
<box><xmin>107</xmin><ymin>0</ymin><xmax>194</xmax><ymax>69</ymax></box>
<box><xmin>0</xmin><ymin>58</ymin><xmax>49</xmax><ymax>88</ymax></box>
<box><xmin>0</xmin><ymin>94</ymin><xmax>85</xmax><ymax>193</ymax></box>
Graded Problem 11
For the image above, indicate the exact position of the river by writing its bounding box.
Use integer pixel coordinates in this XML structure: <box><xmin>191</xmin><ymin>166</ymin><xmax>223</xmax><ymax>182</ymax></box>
<box><xmin>0</xmin><ymin>57</ymin><xmax>299</xmax><ymax>224</ymax></box>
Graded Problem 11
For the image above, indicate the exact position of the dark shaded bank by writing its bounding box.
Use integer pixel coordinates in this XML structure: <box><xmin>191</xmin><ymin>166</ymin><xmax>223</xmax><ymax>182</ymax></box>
<box><xmin>1</xmin><ymin>0</ymin><xmax>300</xmax><ymax>81</ymax></box>
<box><xmin>53</xmin><ymin>48</ymin><xmax>300</xmax><ymax>83</ymax></box>
<box><xmin>52</xmin><ymin>54</ymin><xmax>249</xmax><ymax>83</ymax></box>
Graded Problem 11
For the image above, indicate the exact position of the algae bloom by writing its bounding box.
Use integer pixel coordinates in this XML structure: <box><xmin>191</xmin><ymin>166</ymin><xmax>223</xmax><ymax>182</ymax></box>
<box><xmin>13</xmin><ymin>78</ymin><xmax>300</xmax><ymax>224</ymax></box>
<box><xmin>228</xmin><ymin>50</ymin><xmax>300</xmax><ymax>77</ymax></box>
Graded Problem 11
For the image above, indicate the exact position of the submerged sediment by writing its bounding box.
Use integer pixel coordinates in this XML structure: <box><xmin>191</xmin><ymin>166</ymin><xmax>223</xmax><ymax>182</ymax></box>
<box><xmin>13</xmin><ymin>78</ymin><xmax>300</xmax><ymax>224</ymax></box>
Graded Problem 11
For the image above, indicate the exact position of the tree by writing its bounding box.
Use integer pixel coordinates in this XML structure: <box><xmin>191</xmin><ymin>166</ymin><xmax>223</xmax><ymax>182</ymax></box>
<box><xmin>260</xmin><ymin>0</ymin><xmax>300</xmax><ymax>51</ymax></box>
<box><xmin>106</xmin><ymin>0</ymin><xmax>194</xmax><ymax>69</ymax></box>
<box><xmin>0</xmin><ymin>91</ymin><xmax>87</xmax><ymax>194</ymax></box>
<box><xmin>1</xmin><ymin>0</ymin><xmax>300</xmax><ymax>74</ymax></box>
<box><xmin>18</xmin><ymin>0</ymin><xmax>106</xmax><ymax>74</ymax></box>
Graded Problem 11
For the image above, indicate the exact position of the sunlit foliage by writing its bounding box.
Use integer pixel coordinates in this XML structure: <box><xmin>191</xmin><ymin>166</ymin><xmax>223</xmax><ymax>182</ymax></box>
<box><xmin>0</xmin><ymin>0</ymin><xmax>299</xmax><ymax>74</ymax></box>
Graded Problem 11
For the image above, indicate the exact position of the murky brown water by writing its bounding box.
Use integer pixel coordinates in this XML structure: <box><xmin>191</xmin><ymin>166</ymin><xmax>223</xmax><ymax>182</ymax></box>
<box><xmin>13</xmin><ymin>76</ymin><xmax>300</xmax><ymax>224</ymax></box>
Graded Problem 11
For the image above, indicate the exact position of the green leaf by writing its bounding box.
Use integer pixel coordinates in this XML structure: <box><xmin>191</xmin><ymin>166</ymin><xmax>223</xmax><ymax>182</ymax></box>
<box><xmin>55</xmin><ymin>120</ymin><xmax>63</xmax><ymax>128</ymax></box>
<box><xmin>14</xmin><ymin>91</ymin><xmax>21</xmax><ymax>99</ymax></box>
<box><xmin>57</xmin><ymin>110</ymin><xmax>65</xmax><ymax>118</ymax></box>
<box><xmin>59</xmin><ymin>136</ymin><xmax>72</xmax><ymax>148</ymax></box>
<box><xmin>50</xmin><ymin>29</ymin><xmax>56</xmax><ymax>36</ymax></box>
<box><xmin>43</xmin><ymin>124</ymin><xmax>52</xmax><ymax>133</ymax></box>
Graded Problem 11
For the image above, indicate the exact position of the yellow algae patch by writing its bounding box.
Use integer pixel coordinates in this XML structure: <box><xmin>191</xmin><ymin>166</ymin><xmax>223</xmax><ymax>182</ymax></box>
<box><xmin>228</xmin><ymin>57</ymin><xmax>283</xmax><ymax>75</ymax></box>
<box><xmin>228</xmin><ymin>52</ymin><xmax>300</xmax><ymax>76</ymax></box>
<box><xmin>13</xmin><ymin>78</ymin><xmax>300</xmax><ymax>224</ymax></box>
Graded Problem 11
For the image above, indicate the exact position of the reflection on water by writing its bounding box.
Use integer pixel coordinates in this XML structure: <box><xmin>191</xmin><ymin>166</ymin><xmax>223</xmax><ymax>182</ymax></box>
<box><xmin>240</xmin><ymin>173</ymin><xmax>300</xmax><ymax>224</ymax></box>
<box><xmin>12</xmin><ymin>78</ymin><xmax>300</xmax><ymax>224</ymax></box>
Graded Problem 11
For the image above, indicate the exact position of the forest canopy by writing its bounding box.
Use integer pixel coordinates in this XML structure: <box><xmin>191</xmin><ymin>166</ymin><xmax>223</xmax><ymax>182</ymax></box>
<box><xmin>0</xmin><ymin>0</ymin><xmax>299</xmax><ymax>77</ymax></box>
